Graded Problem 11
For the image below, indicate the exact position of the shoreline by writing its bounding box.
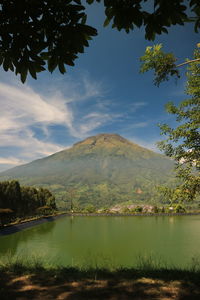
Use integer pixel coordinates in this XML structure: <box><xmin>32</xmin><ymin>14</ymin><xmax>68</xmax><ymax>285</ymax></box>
<box><xmin>68</xmin><ymin>212</ymin><xmax>200</xmax><ymax>217</ymax></box>
<box><xmin>0</xmin><ymin>213</ymin><xmax>67</xmax><ymax>236</ymax></box>
<box><xmin>1</xmin><ymin>211</ymin><xmax>200</xmax><ymax>236</ymax></box>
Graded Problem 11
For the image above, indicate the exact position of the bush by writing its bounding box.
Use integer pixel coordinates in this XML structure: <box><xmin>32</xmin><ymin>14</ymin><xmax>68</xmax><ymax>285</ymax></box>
<box><xmin>0</xmin><ymin>208</ymin><xmax>14</xmax><ymax>226</ymax></box>
<box><xmin>160</xmin><ymin>207</ymin><xmax>165</xmax><ymax>213</ymax></box>
<box><xmin>134</xmin><ymin>206</ymin><xmax>143</xmax><ymax>213</ymax></box>
<box><xmin>121</xmin><ymin>207</ymin><xmax>130</xmax><ymax>213</ymax></box>
<box><xmin>83</xmin><ymin>204</ymin><xmax>96</xmax><ymax>213</ymax></box>
<box><xmin>152</xmin><ymin>206</ymin><xmax>159</xmax><ymax>213</ymax></box>
<box><xmin>174</xmin><ymin>204</ymin><xmax>186</xmax><ymax>213</ymax></box>
<box><xmin>36</xmin><ymin>206</ymin><xmax>53</xmax><ymax>215</ymax></box>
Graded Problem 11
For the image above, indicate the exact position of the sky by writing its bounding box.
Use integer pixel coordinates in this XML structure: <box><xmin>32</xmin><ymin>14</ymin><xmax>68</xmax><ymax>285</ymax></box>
<box><xmin>0</xmin><ymin>2</ymin><xmax>199</xmax><ymax>172</ymax></box>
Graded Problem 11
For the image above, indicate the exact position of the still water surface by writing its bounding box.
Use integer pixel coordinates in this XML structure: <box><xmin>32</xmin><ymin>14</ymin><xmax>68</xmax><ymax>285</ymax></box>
<box><xmin>0</xmin><ymin>216</ymin><xmax>200</xmax><ymax>268</ymax></box>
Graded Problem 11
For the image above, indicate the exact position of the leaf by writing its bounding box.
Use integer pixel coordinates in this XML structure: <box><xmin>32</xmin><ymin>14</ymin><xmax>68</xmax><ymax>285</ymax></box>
<box><xmin>20</xmin><ymin>68</ymin><xmax>28</xmax><ymax>83</ymax></box>
<box><xmin>48</xmin><ymin>56</ymin><xmax>58</xmax><ymax>73</ymax></box>
<box><xmin>40</xmin><ymin>52</ymin><xmax>49</xmax><ymax>60</ymax></box>
<box><xmin>103</xmin><ymin>17</ymin><xmax>111</xmax><ymax>27</ymax></box>
<box><xmin>81</xmin><ymin>15</ymin><xmax>87</xmax><ymax>25</ymax></box>
<box><xmin>58</xmin><ymin>62</ymin><xmax>66</xmax><ymax>74</ymax></box>
<box><xmin>3</xmin><ymin>56</ymin><xmax>11</xmax><ymax>71</ymax></box>
<box><xmin>161</xmin><ymin>27</ymin><xmax>168</xmax><ymax>34</ymax></box>
<box><xmin>86</xmin><ymin>0</ymin><xmax>94</xmax><ymax>4</ymax></box>
<box><xmin>64</xmin><ymin>59</ymin><xmax>75</xmax><ymax>66</ymax></box>
<box><xmin>9</xmin><ymin>62</ymin><xmax>14</xmax><ymax>72</ymax></box>
<box><xmin>29</xmin><ymin>63</ymin><xmax>37</xmax><ymax>79</ymax></box>
<box><xmin>0</xmin><ymin>55</ymin><xmax>3</xmax><ymax>66</ymax></box>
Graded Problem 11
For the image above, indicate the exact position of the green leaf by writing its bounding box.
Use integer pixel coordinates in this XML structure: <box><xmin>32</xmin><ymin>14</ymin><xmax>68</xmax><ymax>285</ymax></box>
<box><xmin>86</xmin><ymin>0</ymin><xmax>94</xmax><ymax>4</ymax></box>
<box><xmin>103</xmin><ymin>18</ymin><xmax>111</xmax><ymax>27</ymax></box>
<box><xmin>81</xmin><ymin>15</ymin><xmax>87</xmax><ymax>25</ymax></box>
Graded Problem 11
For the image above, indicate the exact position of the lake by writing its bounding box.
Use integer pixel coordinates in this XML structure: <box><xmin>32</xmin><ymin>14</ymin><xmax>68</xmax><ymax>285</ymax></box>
<box><xmin>0</xmin><ymin>215</ymin><xmax>200</xmax><ymax>268</ymax></box>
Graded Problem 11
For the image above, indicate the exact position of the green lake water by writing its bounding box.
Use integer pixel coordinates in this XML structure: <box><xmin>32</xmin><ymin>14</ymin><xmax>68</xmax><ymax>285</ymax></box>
<box><xmin>0</xmin><ymin>215</ymin><xmax>200</xmax><ymax>268</ymax></box>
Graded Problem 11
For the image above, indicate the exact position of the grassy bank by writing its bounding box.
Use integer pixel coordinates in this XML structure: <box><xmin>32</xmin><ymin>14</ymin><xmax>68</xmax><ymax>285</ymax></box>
<box><xmin>0</xmin><ymin>259</ymin><xmax>200</xmax><ymax>299</ymax></box>
<box><xmin>2</xmin><ymin>211</ymin><xmax>67</xmax><ymax>227</ymax></box>
<box><xmin>0</xmin><ymin>254</ymin><xmax>200</xmax><ymax>299</ymax></box>
<box><xmin>2</xmin><ymin>209</ymin><xmax>200</xmax><ymax>228</ymax></box>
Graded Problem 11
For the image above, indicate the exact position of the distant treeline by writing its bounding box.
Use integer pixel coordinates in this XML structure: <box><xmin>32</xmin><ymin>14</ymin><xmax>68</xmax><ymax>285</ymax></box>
<box><xmin>0</xmin><ymin>180</ymin><xmax>56</xmax><ymax>221</ymax></box>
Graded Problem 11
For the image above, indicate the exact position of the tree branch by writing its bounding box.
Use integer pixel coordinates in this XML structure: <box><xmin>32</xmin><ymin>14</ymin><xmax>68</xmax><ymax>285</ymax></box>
<box><xmin>177</xmin><ymin>58</ymin><xmax>200</xmax><ymax>67</ymax></box>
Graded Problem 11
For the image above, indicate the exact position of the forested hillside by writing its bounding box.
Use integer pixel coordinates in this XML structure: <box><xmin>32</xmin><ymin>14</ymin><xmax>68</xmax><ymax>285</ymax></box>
<box><xmin>0</xmin><ymin>134</ymin><xmax>175</xmax><ymax>209</ymax></box>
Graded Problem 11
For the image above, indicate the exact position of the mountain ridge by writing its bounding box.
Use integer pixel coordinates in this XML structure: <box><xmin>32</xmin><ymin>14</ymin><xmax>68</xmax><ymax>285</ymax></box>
<box><xmin>0</xmin><ymin>133</ymin><xmax>175</xmax><ymax>208</ymax></box>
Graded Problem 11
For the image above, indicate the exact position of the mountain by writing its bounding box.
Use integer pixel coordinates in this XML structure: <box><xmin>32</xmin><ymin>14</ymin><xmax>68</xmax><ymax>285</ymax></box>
<box><xmin>0</xmin><ymin>134</ymin><xmax>175</xmax><ymax>208</ymax></box>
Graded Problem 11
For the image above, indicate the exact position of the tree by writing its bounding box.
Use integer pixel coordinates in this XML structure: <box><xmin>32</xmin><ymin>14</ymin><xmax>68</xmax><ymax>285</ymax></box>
<box><xmin>1</xmin><ymin>0</ymin><xmax>200</xmax><ymax>82</ymax></box>
<box><xmin>140</xmin><ymin>43</ymin><xmax>200</xmax><ymax>86</ymax></box>
<box><xmin>66</xmin><ymin>187</ymin><xmax>77</xmax><ymax>212</ymax></box>
<box><xmin>0</xmin><ymin>208</ymin><xmax>14</xmax><ymax>227</ymax></box>
<box><xmin>0</xmin><ymin>180</ymin><xmax>56</xmax><ymax>218</ymax></box>
<box><xmin>140</xmin><ymin>45</ymin><xmax>200</xmax><ymax>201</ymax></box>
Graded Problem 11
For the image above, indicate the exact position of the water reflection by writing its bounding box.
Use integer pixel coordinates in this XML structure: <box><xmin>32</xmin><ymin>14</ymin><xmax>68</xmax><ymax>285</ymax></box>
<box><xmin>0</xmin><ymin>221</ymin><xmax>55</xmax><ymax>256</ymax></box>
<box><xmin>0</xmin><ymin>215</ymin><xmax>200</xmax><ymax>268</ymax></box>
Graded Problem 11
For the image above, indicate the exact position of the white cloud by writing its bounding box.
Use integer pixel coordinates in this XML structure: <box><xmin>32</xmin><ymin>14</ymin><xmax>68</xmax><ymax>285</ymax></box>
<box><xmin>0</xmin><ymin>74</ymin><xmax>155</xmax><ymax>172</ymax></box>
<box><xmin>132</xmin><ymin>122</ymin><xmax>149</xmax><ymax>128</ymax></box>
<box><xmin>41</xmin><ymin>72</ymin><xmax>105</xmax><ymax>103</ymax></box>
<box><xmin>129</xmin><ymin>102</ymin><xmax>147</xmax><ymax>112</ymax></box>
<box><xmin>72</xmin><ymin>112</ymin><xmax>113</xmax><ymax>138</ymax></box>
<box><xmin>0</xmin><ymin>81</ymin><xmax>73</xmax><ymax>166</ymax></box>
<box><xmin>0</xmin><ymin>82</ymin><xmax>73</xmax><ymax>131</ymax></box>
<box><xmin>0</xmin><ymin>157</ymin><xmax>26</xmax><ymax>165</ymax></box>
<box><xmin>0</xmin><ymin>75</ymin><xmax>115</xmax><ymax>170</ymax></box>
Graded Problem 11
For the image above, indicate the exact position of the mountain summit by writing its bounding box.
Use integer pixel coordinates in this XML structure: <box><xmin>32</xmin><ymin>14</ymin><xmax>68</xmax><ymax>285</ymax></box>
<box><xmin>49</xmin><ymin>133</ymin><xmax>160</xmax><ymax>161</ymax></box>
<box><xmin>0</xmin><ymin>134</ymin><xmax>174</xmax><ymax>207</ymax></box>
<box><xmin>74</xmin><ymin>133</ymin><xmax>134</xmax><ymax>148</ymax></box>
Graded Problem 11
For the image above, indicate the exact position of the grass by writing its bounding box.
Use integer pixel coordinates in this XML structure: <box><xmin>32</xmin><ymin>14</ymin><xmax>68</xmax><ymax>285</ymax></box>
<box><xmin>2</xmin><ymin>210</ymin><xmax>66</xmax><ymax>228</ymax></box>
<box><xmin>0</xmin><ymin>255</ymin><xmax>200</xmax><ymax>299</ymax></box>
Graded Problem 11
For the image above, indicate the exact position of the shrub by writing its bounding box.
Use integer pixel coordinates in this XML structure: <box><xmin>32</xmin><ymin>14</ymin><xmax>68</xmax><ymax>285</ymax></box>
<box><xmin>121</xmin><ymin>207</ymin><xmax>130</xmax><ymax>213</ymax></box>
<box><xmin>174</xmin><ymin>204</ymin><xmax>186</xmax><ymax>213</ymax></box>
<box><xmin>0</xmin><ymin>208</ymin><xmax>14</xmax><ymax>226</ymax></box>
<box><xmin>152</xmin><ymin>206</ymin><xmax>159</xmax><ymax>213</ymax></box>
<box><xmin>134</xmin><ymin>206</ymin><xmax>143</xmax><ymax>213</ymax></box>
<box><xmin>36</xmin><ymin>206</ymin><xmax>52</xmax><ymax>215</ymax></box>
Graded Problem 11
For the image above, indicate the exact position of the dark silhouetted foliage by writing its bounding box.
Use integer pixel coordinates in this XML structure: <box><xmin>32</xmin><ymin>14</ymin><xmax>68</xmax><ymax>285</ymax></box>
<box><xmin>1</xmin><ymin>0</ymin><xmax>200</xmax><ymax>82</ymax></box>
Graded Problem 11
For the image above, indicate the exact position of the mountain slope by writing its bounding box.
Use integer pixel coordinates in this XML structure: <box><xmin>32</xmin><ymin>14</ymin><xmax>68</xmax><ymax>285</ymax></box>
<box><xmin>0</xmin><ymin>134</ymin><xmax>175</xmax><ymax>207</ymax></box>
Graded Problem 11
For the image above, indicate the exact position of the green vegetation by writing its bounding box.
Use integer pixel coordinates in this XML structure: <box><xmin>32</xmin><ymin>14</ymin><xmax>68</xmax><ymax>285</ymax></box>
<box><xmin>0</xmin><ymin>255</ymin><xmax>200</xmax><ymax>299</ymax></box>
<box><xmin>0</xmin><ymin>134</ymin><xmax>176</xmax><ymax>209</ymax></box>
<box><xmin>140</xmin><ymin>45</ymin><xmax>200</xmax><ymax>204</ymax></box>
<box><xmin>1</xmin><ymin>252</ymin><xmax>200</xmax><ymax>273</ymax></box>
<box><xmin>0</xmin><ymin>134</ymin><xmax>198</xmax><ymax>210</ymax></box>
<box><xmin>1</xmin><ymin>1</ymin><xmax>200</xmax><ymax>82</ymax></box>
<box><xmin>0</xmin><ymin>180</ymin><xmax>56</xmax><ymax>226</ymax></box>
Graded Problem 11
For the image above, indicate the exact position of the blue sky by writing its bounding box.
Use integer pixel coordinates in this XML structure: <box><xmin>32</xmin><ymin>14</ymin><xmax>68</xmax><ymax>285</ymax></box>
<box><xmin>0</xmin><ymin>2</ymin><xmax>199</xmax><ymax>172</ymax></box>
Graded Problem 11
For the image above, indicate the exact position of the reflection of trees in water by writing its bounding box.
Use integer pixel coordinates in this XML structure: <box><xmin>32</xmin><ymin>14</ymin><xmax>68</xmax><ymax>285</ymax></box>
<box><xmin>0</xmin><ymin>221</ymin><xmax>55</xmax><ymax>256</ymax></box>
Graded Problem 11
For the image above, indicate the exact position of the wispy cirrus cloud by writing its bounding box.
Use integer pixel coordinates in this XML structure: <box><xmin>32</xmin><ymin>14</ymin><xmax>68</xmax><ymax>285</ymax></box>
<box><xmin>129</xmin><ymin>101</ymin><xmax>147</xmax><ymax>112</ymax></box>
<box><xmin>0</xmin><ymin>74</ymin><xmax>115</xmax><ymax>170</ymax></box>
<box><xmin>0</xmin><ymin>157</ymin><xmax>26</xmax><ymax>165</ymax></box>
<box><xmin>0</xmin><ymin>72</ymin><xmax>155</xmax><ymax>172</ymax></box>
